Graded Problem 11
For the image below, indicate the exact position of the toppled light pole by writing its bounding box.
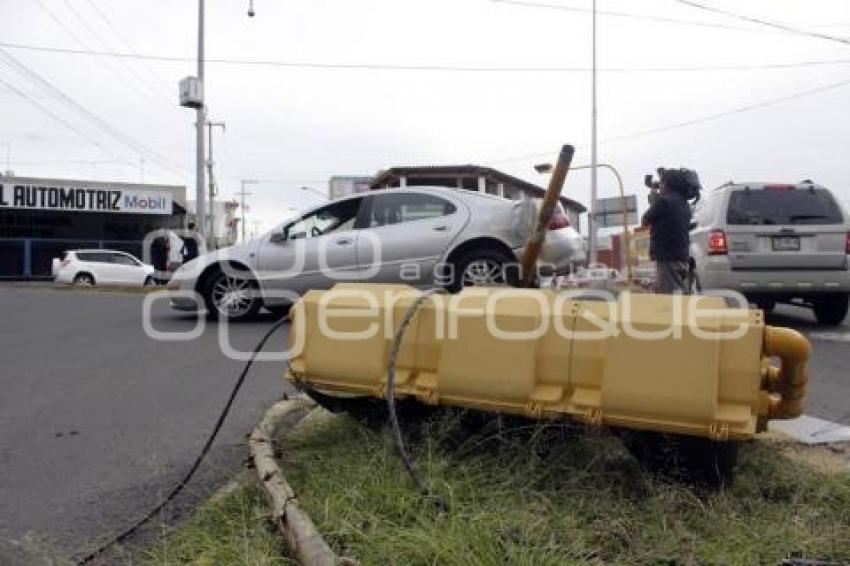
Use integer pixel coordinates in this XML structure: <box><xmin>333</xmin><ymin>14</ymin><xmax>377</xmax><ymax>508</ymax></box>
<box><xmin>520</xmin><ymin>144</ymin><xmax>575</xmax><ymax>287</ymax></box>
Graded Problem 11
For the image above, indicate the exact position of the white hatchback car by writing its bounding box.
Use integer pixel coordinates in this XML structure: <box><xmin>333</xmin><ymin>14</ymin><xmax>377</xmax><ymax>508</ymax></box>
<box><xmin>53</xmin><ymin>249</ymin><xmax>155</xmax><ymax>286</ymax></box>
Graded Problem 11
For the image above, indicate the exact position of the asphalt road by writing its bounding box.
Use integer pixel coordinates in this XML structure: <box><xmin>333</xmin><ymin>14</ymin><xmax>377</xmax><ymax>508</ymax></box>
<box><xmin>0</xmin><ymin>287</ymin><xmax>293</xmax><ymax>564</ymax></box>
<box><xmin>0</xmin><ymin>287</ymin><xmax>847</xmax><ymax>564</ymax></box>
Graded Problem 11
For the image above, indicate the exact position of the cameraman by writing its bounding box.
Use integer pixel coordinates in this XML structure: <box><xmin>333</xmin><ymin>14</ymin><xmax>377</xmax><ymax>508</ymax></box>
<box><xmin>641</xmin><ymin>168</ymin><xmax>699</xmax><ymax>294</ymax></box>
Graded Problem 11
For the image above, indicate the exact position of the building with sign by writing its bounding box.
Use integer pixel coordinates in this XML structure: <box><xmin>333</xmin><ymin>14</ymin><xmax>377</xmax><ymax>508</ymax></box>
<box><xmin>0</xmin><ymin>174</ymin><xmax>186</xmax><ymax>279</ymax></box>
<box><xmin>328</xmin><ymin>175</ymin><xmax>372</xmax><ymax>200</ymax></box>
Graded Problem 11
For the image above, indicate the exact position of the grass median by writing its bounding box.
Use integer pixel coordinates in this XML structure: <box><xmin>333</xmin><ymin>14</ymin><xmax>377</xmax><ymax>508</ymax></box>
<box><xmin>146</xmin><ymin>409</ymin><xmax>850</xmax><ymax>565</ymax></box>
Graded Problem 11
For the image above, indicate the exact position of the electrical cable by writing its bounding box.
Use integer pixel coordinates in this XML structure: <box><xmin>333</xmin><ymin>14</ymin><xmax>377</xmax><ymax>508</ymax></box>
<box><xmin>83</xmin><ymin>0</ymin><xmax>178</xmax><ymax>100</ymax></box>
<box><xmin>385</xmin><ymin>288</ymin><xmax>448</xmax><ymax>510</ymax></box>
<box><xmin>33</xmin><ymin>0</ymin><xmax>179</xmax><ymax>117</ymax></box>
<box><xmin>670</xmin><ymin>0</ymin><xmax>850</xmax><ymax>47</ymax></box>
<box><xmin>0</xmin><ymin>76</ymin><xmax>117</xmax><ymax>158</ymax></box>
<box><xmin>483</xmin><ymin>75</ymin><xmax>850</xmax><ymax>165</ymax></box>
<box><xmin>0</xmin><ymin>47</ymin><xmax>185</xmax><ymax>179</ymax></box>
<box><xmin>74</xmin><ymin>314</ymin><xmax>291</xmax><ymax>565</ymax></box>
<box><xmin>491</xmin><ymin>0</ymin><xmax>771</xmax><ymax>32</ymax></box>
<box><xmin>2</xmin><ymin>41</ymin><xmax>850</xmax><ymax>73</ymax></box>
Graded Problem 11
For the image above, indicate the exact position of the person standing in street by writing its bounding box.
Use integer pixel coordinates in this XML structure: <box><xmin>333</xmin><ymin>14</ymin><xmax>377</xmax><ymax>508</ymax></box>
<box><xmin>150</xmin><ymin>227</ymin><xmax>170</xmax><ymax>285</ymax></box>
<box><xmin>641</xmin><ymin>168</ymin><xmax>699</xmax><ymax>294</ymax></box>
<box><xmin>180</xmin><ymin>222</ymin><xmax>200</xmax><ymax>264</ymax></box>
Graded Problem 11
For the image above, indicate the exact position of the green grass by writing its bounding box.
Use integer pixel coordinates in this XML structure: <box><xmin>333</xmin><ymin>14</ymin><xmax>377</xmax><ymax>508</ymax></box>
<box><xmin>280</xmin><ymin>410</ymin><xmax>850</xmax><ymax>566</ymax></box>
<box><xmin>144</xmin><ymin>481</ymin><xmax>294</xmax><ymax>566</ymax></box>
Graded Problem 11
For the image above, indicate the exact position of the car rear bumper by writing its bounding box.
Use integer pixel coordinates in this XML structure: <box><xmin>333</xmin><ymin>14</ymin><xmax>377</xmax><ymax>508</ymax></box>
<box><xmin>699</xmin><ymin>256</ymin><xmax>850</xmax><ymax>293</ymax></box>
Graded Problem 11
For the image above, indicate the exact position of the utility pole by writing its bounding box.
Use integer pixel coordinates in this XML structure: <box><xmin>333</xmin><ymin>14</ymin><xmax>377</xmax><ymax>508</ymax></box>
<box><xmin>239</xmin><ymin>179</ymin><xmax>258</xmax><ymax>242</ymax></box>
<box><xmin>1</xmin><ymin>142</ymin><xmax>11</xmax><ymax>176</ymax></box>
<box><xmin>205</xmin><ymin>121</ymin><xmax>225</xmax><ymax>248</ymax></box>
<box><xmin>195</xmin><ymin>0</ymin><xmax>206</xmax><ymax>244</ymax></box>
<box><xmin>181</xmin><ymin>2</ymin><xmax>255</xmax><ymax>244</ymax></box>
<box><xmin>588</xmin><ymin>0</ymin><xmax>598</xmax><ymax>266</ymax></box>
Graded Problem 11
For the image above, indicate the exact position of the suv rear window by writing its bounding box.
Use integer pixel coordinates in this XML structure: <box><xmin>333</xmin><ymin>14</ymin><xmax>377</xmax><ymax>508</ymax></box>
<box><xmin>726</xmin><ymin>187</ymin><xmax>843</xmax><ymax>225</ymax></box>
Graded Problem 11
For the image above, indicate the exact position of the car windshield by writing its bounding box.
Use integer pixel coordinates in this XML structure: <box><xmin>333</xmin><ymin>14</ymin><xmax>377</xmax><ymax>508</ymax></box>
<box><xmin>726</xmin><ymin>187</ymin><xmax>843</xmax><ymax>225</ymax></box>
<box><xmin>287</xmin><ymin>198</ymin><xmax>362</xmax><ymax>239</ymax></box>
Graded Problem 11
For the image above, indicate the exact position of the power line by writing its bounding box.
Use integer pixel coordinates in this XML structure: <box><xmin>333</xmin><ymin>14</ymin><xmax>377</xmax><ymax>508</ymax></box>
<box><xmin>1</xmin><ymin>40</ymin><xmax>849</xmax><ymax>73</ymax></box>
<box><xmin>83</xmin><ymin>0</ymin><xmax>177</xmax><ymax>101</ymax></box>
<box><xmin>671</xmin><ymin>0</ymin><xmax>850</xmax><ymax>47</ymax></box>
<box><xmin>490</xmin><ymin>0</ymin><xmax>770</xmax><ymax>32</ymax></box>
<box><xmin>0</xmin><ymin>76</ymin><xmax>117</xmax><ymax>157</ymax></box>
<box><xmin>34</xmin><ymin>0</ymin><xmax>179</xmax><ymax>116</ymax></box>
<box><xmin>0</xmin><ymin>47</ymin><xmax>185</xmax><ymax>179</ymax></box>
<box><xmin>485</xmin><ymin>76</ymin><xmax>850</xmax><ymax>165</ymax></box>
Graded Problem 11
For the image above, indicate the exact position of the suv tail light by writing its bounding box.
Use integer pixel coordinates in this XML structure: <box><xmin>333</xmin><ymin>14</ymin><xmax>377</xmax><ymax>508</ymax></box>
<box><xmin>548</xmin><ymin>210</ymin><xmax>570</xmax><ymax>230</ymax></box>
<box><xmin>707</xmin><ymin>230</ymin><xmax>728</xmax><ymax>255</ymax></box>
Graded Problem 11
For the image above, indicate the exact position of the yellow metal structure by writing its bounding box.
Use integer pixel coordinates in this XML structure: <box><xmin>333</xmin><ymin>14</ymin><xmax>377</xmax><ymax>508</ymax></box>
<box><xmin>286</xmin><ymin>284</ymin><xmax>809</xmax><ymax>441</ymax></box>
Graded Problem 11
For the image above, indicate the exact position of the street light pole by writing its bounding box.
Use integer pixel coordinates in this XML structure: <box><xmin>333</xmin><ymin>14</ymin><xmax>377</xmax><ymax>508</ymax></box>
<box><xmin>195</xmin><ymin>0</ymin><xmax>206</xmax><ymax>243</ymax></box>
<box><xmin>205</xmin><ymin>121</ymin><xmax>225</xmax><ymax>248</ymax></box>
<box><xmin>588</xmin><ymin>0</ymin><xmax>598</xmax><ymax>266</ymax></box>
<box><xmin>239</xmin><ymin>179</ymin><xmax>258</xmax><ymax>242</ymax></box>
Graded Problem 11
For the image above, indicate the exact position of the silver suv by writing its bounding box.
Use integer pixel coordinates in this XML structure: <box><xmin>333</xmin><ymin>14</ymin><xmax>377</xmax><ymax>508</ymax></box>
<box><xmin>690</xmin><ymin>181</ymin><xmax>850</xmax><ymax>325</ymax></box>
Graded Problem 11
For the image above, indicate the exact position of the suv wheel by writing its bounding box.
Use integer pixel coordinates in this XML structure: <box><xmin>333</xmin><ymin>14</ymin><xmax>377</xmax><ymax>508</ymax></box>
<box><xmin>203</xmin><ymin>268</ymin><xmax>261</xmax><ymax>321</ymax></box>
<box><xmin>813</xmin><ymin>293</ymin><xmax>849</xmax><ymax>326</ymax></box>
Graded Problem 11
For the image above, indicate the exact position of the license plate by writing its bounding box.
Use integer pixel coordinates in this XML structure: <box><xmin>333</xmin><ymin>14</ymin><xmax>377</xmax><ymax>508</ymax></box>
<box><xmin>772</xmin><ymin>236</ymin><xmax>800</xmax><ymax>251</ymax></box>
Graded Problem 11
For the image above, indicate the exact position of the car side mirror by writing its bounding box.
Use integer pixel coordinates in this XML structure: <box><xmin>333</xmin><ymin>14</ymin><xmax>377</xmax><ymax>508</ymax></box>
<box><xmin>270</xmin><ymin>228</ymin><xmax>288</xmax><ymax>243</ymax></box>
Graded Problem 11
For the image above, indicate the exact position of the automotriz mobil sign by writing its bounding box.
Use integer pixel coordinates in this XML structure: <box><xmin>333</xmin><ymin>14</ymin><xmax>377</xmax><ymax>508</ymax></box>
<box><xmin>0</xmin><ymin>182</ymin><xmax>172</xmax><ymax>215</ymax></box>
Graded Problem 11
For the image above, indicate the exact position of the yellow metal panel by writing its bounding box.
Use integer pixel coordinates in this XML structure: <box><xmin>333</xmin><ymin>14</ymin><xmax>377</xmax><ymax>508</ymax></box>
<box><xmin>287</xmin><ymin>284</ymin><xmax>804</xmax><ymax>441</ymax></box>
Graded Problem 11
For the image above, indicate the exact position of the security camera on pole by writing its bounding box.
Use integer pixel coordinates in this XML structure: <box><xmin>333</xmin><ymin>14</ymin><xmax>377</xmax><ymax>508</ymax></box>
<box><xmin>178</xmin><ymin>1</ymin><xmax>257</xmax><ymax>245</ymax></box>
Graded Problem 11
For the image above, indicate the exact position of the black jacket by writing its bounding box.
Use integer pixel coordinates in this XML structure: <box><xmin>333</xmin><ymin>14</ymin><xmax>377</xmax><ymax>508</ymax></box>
<box><xmin>642</xmin><ymin>191</ymin><xmax>691</xmax><ymax>262</ymax></box>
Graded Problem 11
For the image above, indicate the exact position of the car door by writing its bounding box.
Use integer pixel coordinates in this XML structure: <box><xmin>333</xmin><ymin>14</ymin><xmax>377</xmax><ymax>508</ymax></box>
<box><xmin>110</xmin><ymin>252</ymin><xmax>145</xmax><ymax>284</ymax></box>
<box><xmin>356</xmin><ymin>191</ymin><xmax>466</xmax><ymax>286</ymax></box>
<box><xmin>85</xmin><ymin>252</ymin><xmax>119</xmax><ymax>283</ymax></box>
<box><xmin>74</xmin><ymin>252</ymin><xmax>101</xmax><ymax>281</ymax></box>
<box><xmin>256</xmin><ymin>197</ymin><xmax>366</xmax><ymax>295</ymax></box>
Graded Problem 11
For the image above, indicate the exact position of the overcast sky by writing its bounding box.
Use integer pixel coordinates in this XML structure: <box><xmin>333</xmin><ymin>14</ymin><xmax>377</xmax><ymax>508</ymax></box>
<box><xmin>1</xmin><ymin>0</ymin><xmax>849</xmax><ymax>235</ymax></box>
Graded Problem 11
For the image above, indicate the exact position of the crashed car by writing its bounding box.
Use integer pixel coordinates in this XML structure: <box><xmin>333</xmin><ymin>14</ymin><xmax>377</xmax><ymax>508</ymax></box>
<box><xmin>168</xmin><ymin>186</ymin><xmax>585</xmax><ymax>320</ymax></box>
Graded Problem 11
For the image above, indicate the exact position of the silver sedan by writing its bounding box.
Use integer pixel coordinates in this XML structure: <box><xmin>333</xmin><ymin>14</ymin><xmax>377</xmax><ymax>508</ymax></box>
<box><xmin>168</xmin><ymin>186</ymin><xmax>585</xmax><ymax>320</ymax></box>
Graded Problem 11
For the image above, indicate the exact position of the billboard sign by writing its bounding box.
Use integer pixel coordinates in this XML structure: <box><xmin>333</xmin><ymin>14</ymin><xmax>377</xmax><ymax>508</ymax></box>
<box><xmin>593</xmin><ymin>194</ymin><xmax>638</xmax><ymax>228</ymax></box>
<box><xmin>0</xmin><ymin>182</ymin><xmax>173</xmax><ymax>215</ymax></box>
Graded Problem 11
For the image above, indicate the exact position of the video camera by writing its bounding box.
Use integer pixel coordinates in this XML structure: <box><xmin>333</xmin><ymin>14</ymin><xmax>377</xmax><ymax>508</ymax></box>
<box><xmin>644</xmin><ymin>167</ymin><xmax>701</xmax><ymax>204</ymax></box>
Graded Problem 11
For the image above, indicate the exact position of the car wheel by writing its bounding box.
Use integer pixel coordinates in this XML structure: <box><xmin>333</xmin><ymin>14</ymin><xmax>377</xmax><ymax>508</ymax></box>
<box><xmin>446</xmin><ymin>248</ymin><xmax>516</xmax><ymax>293</ymax></box>
<box><xmin>813</xmin><ymin>293</ymin><xmax>849</xmax><ymax>326</ymax></box>
<box><xmin>203</xmin><ymin>269</ymin><xmax>261</xmax><ymax>321</ymax></box>
<box><xmin>73</xmin><ymin>273</ymin><xmax>95</xmax><ymax>286</ymax></box>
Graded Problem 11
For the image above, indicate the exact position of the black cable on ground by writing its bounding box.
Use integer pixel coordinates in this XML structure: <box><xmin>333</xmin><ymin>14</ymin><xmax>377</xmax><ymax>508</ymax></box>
<box><xmin>75</xmin><ymin>314</ymin><xmax>291</xmax><ymax>565</ymax></box>
<box><xmin>385</xmin><ymin>289</ymin><xmax>448</xmax><ymax>510</ymax></box>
